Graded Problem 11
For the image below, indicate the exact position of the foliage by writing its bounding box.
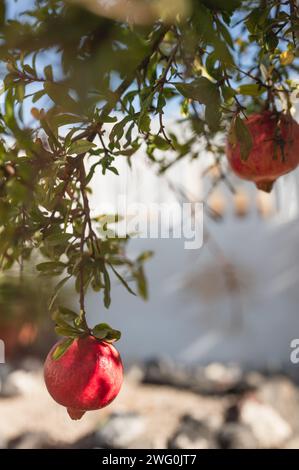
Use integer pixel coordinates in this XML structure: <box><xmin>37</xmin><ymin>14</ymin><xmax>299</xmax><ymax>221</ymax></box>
<box><xmin>0</xmin><ymin>0</ymin><xmax>298</xmax><ymax>351</ymax></box>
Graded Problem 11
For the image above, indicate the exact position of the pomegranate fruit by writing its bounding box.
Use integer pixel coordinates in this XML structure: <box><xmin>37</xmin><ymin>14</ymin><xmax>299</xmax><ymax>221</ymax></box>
<box><xmin>44</xmin><ymin>335</ymin><xmax>123</xmax><ymax>420</ymax></box>
<box><xmin>226</xmin><ymin>111</ymin><xmax>299</xmax><ymax>192</ymax></box>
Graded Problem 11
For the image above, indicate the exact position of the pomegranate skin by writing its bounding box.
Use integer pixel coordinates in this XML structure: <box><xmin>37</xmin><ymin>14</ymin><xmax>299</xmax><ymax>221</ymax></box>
<box><xmin>44</xmin><ymin>335</ymin><xmax>123</xmax><ymax>419</ymax></box>
<box><xmin>226</xmin><ymin>111</ymin><xmax>299</xmax><ymax>192</ymax></box>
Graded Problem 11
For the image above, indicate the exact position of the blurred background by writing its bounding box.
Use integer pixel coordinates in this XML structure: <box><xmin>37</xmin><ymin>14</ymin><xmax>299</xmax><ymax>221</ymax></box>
<box><xmin>1</xmin><ymin>0</ymin><xmax>299</xmax><ymax>451</ymax></box>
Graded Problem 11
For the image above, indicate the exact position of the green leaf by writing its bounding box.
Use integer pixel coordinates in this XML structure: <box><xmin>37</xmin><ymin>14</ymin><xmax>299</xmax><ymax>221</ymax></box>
<box><xmin>52</xmin><ymin>338</ymin><xmax>74</xmax><ymax>360</ymax></box>
<box><xmin>53</xmin><ymin>114</ymin><xmax>84</xmax><ymax>127</ymax></box>
<box><xmin>74</xmin><ymin>309</ymin><xmax>87</xmax><ymax>329</ymax></box>
<box><xmin>16</xmin><ymin>83</ymin><xmax>25</xmax><ymax>101</ymax></box>
<box><xmin>135</xmin><ymin>266</ymin><xmax>148</xmax><ymax>300</ymax></box>
<box><xmin>138</xmin><ymin>113</ymin><xmax>150</xmax><ymax>133</ymax></box>
<box><xmin>109</xmin><ymin>263</ymin><xmax>136</xmax><ymax>296</ymax></box>
<box><xmin>230</xmin><ymin>116</ymin><xmax>253</xmax><ymax>161</ymax></box>
<box><xmin>103</xmin><ymin>265</ymin><xmax>111</xmax><ymax>308</ymax></box>
<box><xmin>49</xmin><ymin>276</ymin><xmax>72</xmax><ymax>310</ymax></box>
<box><xmin>31</xmin><ymin>89</ymin><xmax>45</xmax><ymax>103</ymax></box>
<box><xmin>109</xmin><ymin>116</ymin><xmax>131</xmax><ymax>145</ymax></box>
<box><xmin>92</xmin><ymin>323</ymin><xmax>121</xmax><ymax>343</ymax></box>
<box><xmin>138</xmin><ymin>91</ymin><xmax>155</xmax><ymax>132</ymax></box>
<box><xmin>205</xmin><ymin>105</ymin><xmax>221</xmax><ymax>132</ymax></box>
<box><xmin>45</xmin><ymin>233</ymin><xmax>73</xmax><ymax>246</ymax></box>
<box><xmin>205</xmin><ymin>52</ymin><xmax>222</xmax><ymax>80</ymax></box>
<box><xmin>175</xmin><ymin>77</ymin><xmax>220</xmax><ymax>107</ymax></box>
<box><xmin>175</xmin><ymin>77</ymin><xmax>221</xmax><ymax>132</ymax></box>
<box><xmin>36</xmin><ymin>261</ymin><xmax>66</xmax><ymax>274</ymax></box>
<box><xmin>44</xmin><ymin>82</ymin><xmax>78</xmax><ymax>112</ymax></box>
<box><xmin>53</xmin><ymin>306</ymin><xmax>79</xmax><ymax>325</ymax></box>
<box><xmin>265</xmin><ymin>32</ymin><xmax>279</xmax><ymax>52</ymax></box>
<box><xmin>137</xmin><ymin>251</ymin><xmax>154</xmax><ymax>263</ymax></box>
<box><xmin>23</xmin><ymin>64</ymin><xmax>35</xmax><ymax>76</ymax></box>
<box><xmin>104</xmin><ymin>329</ymin><xmax>121</xmax><ymax>343</ymax></box>
<box><xmin>151</xmin><ymin>135</ymin><xmax>171</xmax><ymax>151</ymax></box>
<box><xmin>55</xmin><ymin>326</ymin><xmax>80</xmax><ymax>338</ymax></box>
<box><xmin>222</xmin><ymin>85</ymin><xmax>236</xmax><ymax>100</ymax></box>
<box><xmin>101</xmin><ymin>115</ymin><xmax>117</xmax><ymax>123</ymax></box>
<box><xmin>44</xmin><ymin>65</ymin><xmax>53</xmax><ymax>81</ymax></box>
<box><xmin>108</xmin><ymin>166</ymin><xmax>119</xmax><ymax>176</ymax></box>
<box><xmin>193</xmin><ymin>3</ymin><xmax>216</xmax><ymax>43</ymax></box>
<box><xmin>238</xmin><ymin>84</ymin><xmax>266</xmax><ymax>97</ymax></box>
<box><xmin>68</xmin><ymin>139</ymin><xmax>96</xmax><ymax>155</ymax></box>
<box><xmin>217</xmin><ymin>20</ymin><xmax>234</xmax><ymax>48</ymax></box>
<box><xmin>246</xmin><ymin>7</ymin><xmax>269</xmax><ymax>34</ymax></box>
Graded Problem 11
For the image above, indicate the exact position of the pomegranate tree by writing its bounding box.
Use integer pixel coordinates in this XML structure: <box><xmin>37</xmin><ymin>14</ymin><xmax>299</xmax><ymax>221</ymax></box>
<box><xmin>0</xmin><ymin>0</ymin><xmax>298</xmax><ymax>428</ymax></box>
<box><xmin>226</xmin><ymin>111</ymin><xmax>299</xmax><ymax>192</ymax></box>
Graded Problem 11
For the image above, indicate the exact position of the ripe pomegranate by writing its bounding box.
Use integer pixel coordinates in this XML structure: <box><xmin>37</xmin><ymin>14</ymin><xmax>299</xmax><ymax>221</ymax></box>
<box><xmin>226</xmin><ymin>111</ymin><xmax>299</xmax><ymax>192</ymax></box>
<box><xmin>44</xmin><ymin>335</ymin><xmax>123</xmax><ymax>420</ymax></box>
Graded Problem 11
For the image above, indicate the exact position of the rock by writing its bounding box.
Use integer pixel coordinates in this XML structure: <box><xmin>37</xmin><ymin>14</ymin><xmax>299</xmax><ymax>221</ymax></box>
<box><xmin>224</xmin><ymin>403</ymin><xmax>240</xmax><ymax>423</ymax></box>
<box><xmin>95</xmin><ymin>412</ymin><xmax>146</xmax><ymax>449</ymax></box>
<box><xmin>8</xmin><ymin>432</ymin><xmax>56</xmax><ymax>449</ymax></box>
<box><xmin>142</xmin><ymin>358</ymin><xmax>245</xmax><ymax>395</ymax></box>
<box><xmin>0</xmin><ymin>365</ymin><xmax>20</xmax><ymax>398</ymax></box>
<box><xmin>197</xmin><ymin>363</ymin><xmax>243</xmax><ymax>394</ymax></box>
<box><xmin>0</xmin><ymin>378</ymin><xmax>20</xmax><ymax>398</ymax></box>
<box><xmin>72</xmin><ymin>428</ymin><xmax>160</xmax><ymax>450</ymax></box>
<box><xmin>1</xmin><ymin>370</ymin><xmax>36</xmax><ymax>397</ymax></box>
<box><xmin>218</xmin><ymin>423</ymin><xmax>258</xmax><ymax>449</ymax></box>
<box><xmin>256</xmin><ymin>376</ymin><xmax>299</xmax><ymax>433</ymax></box>
<box><xmin>126</xmin><ymin>364</ymin><xmax>145</xmax><ymax>384</ymax></box>
<box><xmin>243</xmin><ymin>371</ymin><xmax>265</xmax><ymax>389</ymax></box>
<box><xmin>142</xmin><ymin>358</ymin><xmax>191</xmax><ymax>389</ymax></box>
<box><xmin>18</xmin><ymin>356</ymin><xmax>43</xmax><ymax>372</ymax></box>
<box><xmin>71</xmin><ymin>432</ymin><xmax>100</xmax><ymax>449</ymax></box>
<box><xmin>168</xmin><ymin>415</ymin><xmax>217</xmax><ymax>449</ymax></box>
<box><xmin>239</xmin><ymin>396</ymin><xmax>292</xmax><ymax>448</ymax></box>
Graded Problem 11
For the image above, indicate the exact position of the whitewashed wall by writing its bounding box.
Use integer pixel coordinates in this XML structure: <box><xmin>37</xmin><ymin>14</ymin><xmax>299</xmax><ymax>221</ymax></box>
<box><xmin>85</xmin><ymin>120</ymin><xmax>299</xmax><ymax>370</ymax></box>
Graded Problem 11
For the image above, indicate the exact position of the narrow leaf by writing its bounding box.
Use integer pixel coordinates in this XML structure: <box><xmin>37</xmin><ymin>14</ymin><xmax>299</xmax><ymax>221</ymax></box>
<box><xmin>52</xmin><ymin>338</ymin><xmax>74</xmax><ymax>360</ymax></box>
<box><xmin>230</xmin><ymin>116</ymin><xmax>253</xmax><ymax>161</ymax></box>
<box><xmin>68</xmin><ymin>139</ymin><xmax>96</xmax><ymax>155</ymax></box>
<box><xmin>109</xmin><ymin>263</ymin><xmax>136</xmax><ymax>296</ymax></box>
<box><xmin>103</xmin><ymin>265</ymin><xmax>111</xmax><ymax>308</ymax></box>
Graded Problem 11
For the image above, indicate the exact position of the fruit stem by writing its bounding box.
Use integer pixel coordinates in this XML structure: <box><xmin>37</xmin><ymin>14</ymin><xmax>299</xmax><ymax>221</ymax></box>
<box><xmin>67</xmin><ymin>408</ymin><xmax>86</xmax><ymax>420</ymax></box>
<box><xmin>256</xmin><ymin>181</ymin><xmax>274</xmax><ymax>193</ymax></box>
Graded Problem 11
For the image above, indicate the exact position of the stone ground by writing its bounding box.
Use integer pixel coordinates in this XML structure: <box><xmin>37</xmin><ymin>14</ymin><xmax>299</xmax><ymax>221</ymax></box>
<box><xmin>1</xmin><ymin>360</ymin><xmax>299</xmax><ymax>449</ymax></box>
<box><xmin>0</xmin><ymin>367</ymin><xmax>226</xmax><ymax>448</ymax></box>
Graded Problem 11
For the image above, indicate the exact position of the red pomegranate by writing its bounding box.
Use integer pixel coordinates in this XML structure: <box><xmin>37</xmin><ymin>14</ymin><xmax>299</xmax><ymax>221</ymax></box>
<box><xmin>44</xmin><ymin>335</ymin><xmax>123</xmax><ymax>420</ymax></box>
<box><xmin>226</xmin><ymin>111</ymin><xmax>299</xmax><ymax>192</ymax></box>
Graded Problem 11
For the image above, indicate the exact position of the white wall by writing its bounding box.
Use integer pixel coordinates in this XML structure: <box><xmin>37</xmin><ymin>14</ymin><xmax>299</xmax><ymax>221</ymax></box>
<box><xmin>85</xmin><ymin>124</ymin><xmax>299</xmax><ymax>370</ymax></box>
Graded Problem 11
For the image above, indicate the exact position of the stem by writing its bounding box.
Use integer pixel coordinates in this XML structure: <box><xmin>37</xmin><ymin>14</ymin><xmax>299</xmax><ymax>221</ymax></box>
<box><xmin>289</xmin><ymin>0</ymin><xmax>297</xmax><ymax>48</ymax></box>
<box><xmin>79</xmin><ymin>216</ymin><xmax>87</xmax><ymax>315</ymax></box>
<box><xmin>156</xmin><ymin>43</ymin><xmax>179</xmax><ymax>149</ymax></box>
<box><xmin>224</xmin><ymin>72</ymin><xmax>247</xmax><ymax>119</ymax></box>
